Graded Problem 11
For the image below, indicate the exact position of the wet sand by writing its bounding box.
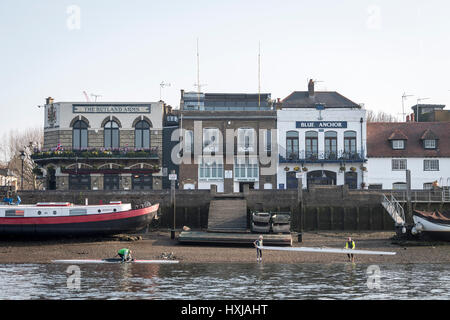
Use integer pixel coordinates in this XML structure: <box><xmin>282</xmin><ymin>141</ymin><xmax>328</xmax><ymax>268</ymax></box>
<box><xmin>0</xmin><ymin>231</ymin><xmax>449</xmax><ymax>264</ymax></box>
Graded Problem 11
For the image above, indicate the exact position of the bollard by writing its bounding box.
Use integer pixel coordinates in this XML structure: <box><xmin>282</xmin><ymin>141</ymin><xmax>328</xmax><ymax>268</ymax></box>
<box><xmin>171</xmin><ymin>230</ymin><xmax>176</xmax><ymax>240</ymax></box>
<box><xmin>297</xmin><ymin>232</ymin><xmax>302</xmax><ymax>243</ymax></box>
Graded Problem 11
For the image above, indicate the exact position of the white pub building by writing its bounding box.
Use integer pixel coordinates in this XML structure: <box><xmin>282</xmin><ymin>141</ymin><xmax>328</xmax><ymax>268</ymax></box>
<box><xmin>277</xmin><ymin>80</ymin><xmax>367</xmax><ymax>189</ymax></box>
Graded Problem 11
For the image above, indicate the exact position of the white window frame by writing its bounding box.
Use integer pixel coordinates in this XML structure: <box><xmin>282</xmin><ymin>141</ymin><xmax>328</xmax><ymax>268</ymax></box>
<box><xmin>237</xmin><ymin>128</ymin><xmax>255</xmax><ymax>153</ymax></box>
<box><xmin>392</xmin><ymin>140</ymin><xmax>405</xmax><ymax>150</ymax></box>
<box><xmin>203</xmin><ymin>128</ymin><xmax>220</xmax><ymax>153</ymax></box>
<box><xmin>393</xmin><ymin>182</ymin><xmax>407</xmax><ymax>190</ymax></box>
<box><xmin>424</xmin><ymin>159</ymin><xmax>439</xmax><ymax>171</ymax></box>
<box><xmin>234</xmin><ymin>157</ymin><xmax>259</xmax><ymax>182</ymax></box>
<box><xmin>199</xmin><ymin>157</ymin><xmax>223</xmax><ymax>181</ymax></box>
<box><xmin>423</xmin><ymin>183</ymin><xmax>433</xmax><ymax>190</ymax></box>
<box><xmin>424</xmin><ymin>139</ymin><xmax>436</xmax><ymax>149</ymax></box>
<box><xmin>392</xmin><ymin>159</ymin><xmax>407</xmax><ymax>171</ymax></box>
<box><xmin>184</xmin><ymin>130</ymin><xmax>193</xmax><ymax>153</ymax></box>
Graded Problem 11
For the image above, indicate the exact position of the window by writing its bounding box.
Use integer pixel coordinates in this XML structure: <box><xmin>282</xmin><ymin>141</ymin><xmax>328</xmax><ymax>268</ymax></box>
<box><xmin>184</xmin><ymin>130</ymin><xmax>193</xmax><ymax>153</ymax></box>
<box><xmin>392</xmin><ymin>159</ymin><xmax>407</xmax><ymax>171</ymax></box>
<box><xmin>424</xmin><ymin>159</ymin><xmax>439</xmax><ymax>171</ymax></box>
<box><xmin>104</xmin><ymin>174</ymin><xmax>120</xmax><ymax>190</ymax></box>
<box><xmin>423</xmin><ymin>183</ymin><xmax>433</xmax><ymax>190</ymax></box>
<box><xmin>234</xmin><ymin>157</ymin><xmax>258</xmax><ymax>181</ymax></box>
<box><xmin>344</xmin><ymin>131</ymin><xmax>357</xmax><ymax>154</ymax></box>
<box><xmin>392</xmin><ymin>140</ymin><xmax>405</xmax><ymax>150</ymax></box>
<box><xmin>135</xmin><ymin>121</ymin><xmax>150</xmax><ymax>149</ymax></box>
<box><xmin>286</xmin><ymin>131</ymin><xmax>299</xmax><ymax>159</ymax></box>
<box><xmin>203</xmin><ymin>128</ymin><xmax>220</xmax><ymax>153</ymax></box>
<box><xmin>132</xmin><ymin>174</ymin><xmax>153</xmax><ymax>190</ymax></box>
<box><xmin>264</xmin><ymin>129</ymin><xmax>272</xmax><ymax>152</ymax></box>
<box><xmin>424</xmin><ymin>139</ymin><xmax>436</xmax><ymax>149</ymax></box>
<box><xmin>237</xmin><ymin>128</ymin><xmax>255</xmax><ymax>152</ymax></box>
<box><xmin>199</xmin><ymin>158</ymin><xmax>223</xmax><ymax>180</ymax></box>
<box><xmin>72</xmin><ymin>120</ymin><xmax>88</xmax><ymax>150</ymax></box>
<box><xmin>104</xmin><ymin>121</ymin><xmax>119</xmax><ymax>149</ymax></box>
<box><xmin>69</xmin><ymin>174</ymin><xmax>91</xmax><ymax>190</ymax></box>
<box><xmin>393</xmin><ymin>182</ymin><xmax>407</xmax><ymax>190</ymax></box>
<box><xmin>324</xmin><ymin>131</ymin><xmax>337</xmax><ymax>159</ymax></box>
<box><xmin>305</xmin><ymin>131</ymin><xmax>318</xmax><ymax>159</ymax></box>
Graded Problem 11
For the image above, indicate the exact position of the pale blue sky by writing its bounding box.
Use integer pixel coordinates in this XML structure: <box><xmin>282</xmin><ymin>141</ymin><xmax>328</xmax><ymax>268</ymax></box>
<box><xmin>1</xmin><ymin>0</ymin><xmax>450</xmax><ymax>139</ymax></box>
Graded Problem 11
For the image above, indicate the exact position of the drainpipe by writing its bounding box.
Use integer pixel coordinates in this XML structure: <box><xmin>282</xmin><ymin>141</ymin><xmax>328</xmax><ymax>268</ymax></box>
<box><xmin>360</xmin><ymin>117</ymin><xmax>364</xmax><ymax>189</ymax></box>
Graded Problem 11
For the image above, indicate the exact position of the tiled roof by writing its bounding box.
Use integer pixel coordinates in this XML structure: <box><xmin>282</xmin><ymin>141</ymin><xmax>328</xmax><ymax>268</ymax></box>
<box><xmin>388</xmin><ymin>129</ymin><xmax>408</xmax><ymax>140</ymax></box>
<box><xmin>367</xmin><ymin>122</ymin><xmax>450</xmax><ymax>157</ymax></box>
<box><xmin>281</xmin><ymin>91</ymin><xmax>361</xmax><ymax>109</ymax></box>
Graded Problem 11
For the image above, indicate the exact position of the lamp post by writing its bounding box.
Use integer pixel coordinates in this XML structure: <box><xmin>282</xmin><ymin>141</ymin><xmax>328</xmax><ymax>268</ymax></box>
<box><xmin>19</xmin><ymin>150</ymin><xmax>25</xmax><ymax>190</ymax></box>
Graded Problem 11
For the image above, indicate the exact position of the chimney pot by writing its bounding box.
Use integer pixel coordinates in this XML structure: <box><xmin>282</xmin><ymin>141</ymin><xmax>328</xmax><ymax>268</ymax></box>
<box><xmin>308</xmin><ymin>79</ymin><xmax>314</xmax><ymax>97</ymax></box>
<box><xmin>406</xmin><ymin>115</ymin><xmax>410</xmax><ymax>122</ymax></box>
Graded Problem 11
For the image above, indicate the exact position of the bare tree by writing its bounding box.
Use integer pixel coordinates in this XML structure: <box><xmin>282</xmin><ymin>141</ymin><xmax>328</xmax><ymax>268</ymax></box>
<box><xmin>366</xmin><ymin>110</ymin><xmax>400</xmax><ymax>122</ymax></box>
<box><xmin>1</xmin><ymin>127</ymin><xmax>44</xmax><ymax>190</ymax></box>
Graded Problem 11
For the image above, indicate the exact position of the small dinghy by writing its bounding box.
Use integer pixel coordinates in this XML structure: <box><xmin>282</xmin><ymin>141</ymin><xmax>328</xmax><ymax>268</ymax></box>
<box><xmin>412</xmin><ymin>210</ymin><xmax>450</xmax><ymax>240</ymax></box>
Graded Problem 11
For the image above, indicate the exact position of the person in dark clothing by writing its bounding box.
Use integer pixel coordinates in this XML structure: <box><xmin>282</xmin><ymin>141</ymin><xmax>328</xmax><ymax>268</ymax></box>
<box><xmin>253</xmin><ymin>235</ymin><xmax>263</xmax><ymax>262</ymax></box>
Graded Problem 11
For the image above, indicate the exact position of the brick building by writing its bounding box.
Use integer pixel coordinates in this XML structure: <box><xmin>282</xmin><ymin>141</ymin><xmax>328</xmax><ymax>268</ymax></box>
<box><xmin>33</xmin><ymin>97</ymin><xmax>163</xmax><ymax>190</ymax></box>
<box><xmin>178</xmin><ymin>91</ymin><xmax>277</xmax><ymax>193</ymax></box>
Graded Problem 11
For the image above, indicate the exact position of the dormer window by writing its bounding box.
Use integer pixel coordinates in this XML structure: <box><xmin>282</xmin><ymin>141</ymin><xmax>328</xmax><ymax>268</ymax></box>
<box><xmin>392</xmin><ymin>140</ymin><xmax>405</xmax><ymax>150</ymax></box>
<box><xmin>423</xmin><ymin>139</ymin><xmax>436</xmax><ymax>149</ymax></box>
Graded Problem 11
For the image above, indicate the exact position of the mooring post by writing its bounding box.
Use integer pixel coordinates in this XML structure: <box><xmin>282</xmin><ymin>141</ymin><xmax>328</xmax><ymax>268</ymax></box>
<box><xmin>297</xmin><ymin>177</ymin><xmax>303</xmax><ymax>234</ymax></box>
<box><xmin>406</xmin><ymin>169</ymin><xmax>413</xmax><ymax>225</ymax></box>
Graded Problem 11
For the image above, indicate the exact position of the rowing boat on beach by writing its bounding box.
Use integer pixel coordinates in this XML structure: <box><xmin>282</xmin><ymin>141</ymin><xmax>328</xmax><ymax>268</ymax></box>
<box><xmin>257</xmin><ymin>246</ymin><xmax>396</xmax><ymax>255</ymax></box>
<box><xmin>52</xmin><ymin>259</ymin><xmax>179</xmax><ymax>264</ymax></box>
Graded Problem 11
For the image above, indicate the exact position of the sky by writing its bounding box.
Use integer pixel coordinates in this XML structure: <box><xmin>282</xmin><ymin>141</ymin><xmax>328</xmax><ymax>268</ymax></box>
<box><xmin>1</xmin><ymin>0</ymin><xmax>450</xmax><ymax>141</ymax></box>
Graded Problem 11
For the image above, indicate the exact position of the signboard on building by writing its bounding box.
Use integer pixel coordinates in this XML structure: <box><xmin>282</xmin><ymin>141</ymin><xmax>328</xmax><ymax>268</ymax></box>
<box><xmin>296</xmin><ymin>121</ymin><xmax>347</xmax><ymax>129</ymax></box>
<box><xmin>73</xmin><ymin>104</ymin><xmax>151</xmax><ymax>113</ymax></box>
<box><xmin>169</xmin><ymin>174</ymin><xmax>177</xmax><ymax>181</ymax></box>
<box><xmin>224</xmin><ymin>170</ymin><xmax>233</xmax><ymax>179</ymax></box>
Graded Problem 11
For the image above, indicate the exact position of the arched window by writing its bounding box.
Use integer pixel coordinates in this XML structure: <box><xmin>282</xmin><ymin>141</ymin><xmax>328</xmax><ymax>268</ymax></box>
<box><xmin>72</xmin><ymin>120</ymin><xmax>88</xmax><ymax>150</ymax></box>
<box><xmin>324</xmin><ymin>131</ymin><xmax>337</xmax><ymax>159</ymax></box>
<box><xmin>286</xmin><ymin>131</ymin><xmax>299</xmax><ymax>159</ymax></box>
<box><xmin>344</xmin><ymin>131</ymin><xmax>357</xmax><ymax>154</ymax></box>
<box><xmin>305</xmin><ymin>131</ymin><xmax>318</xmax><ymax>158</ymax></box>
<box><xmin>135</xmin><ymin>120</ymin><xmax>150</xmax><ymax>149</ymax></box>
<box><xmin>104</xmin><ymin>121</ymin><xmax>120</xmax><ymax>149</ymax></box>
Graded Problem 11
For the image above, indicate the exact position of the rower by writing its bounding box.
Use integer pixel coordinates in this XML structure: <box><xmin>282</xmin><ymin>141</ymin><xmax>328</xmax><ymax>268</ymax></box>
<box><xmin>345</xmin><ymin>237</ymin><xmax>356</xmax><ymax>263</ymax></box>
<box><xmin>117</xmin><ymin>248</ymin><xmax>133</xmax><ymax>262</ymax></box>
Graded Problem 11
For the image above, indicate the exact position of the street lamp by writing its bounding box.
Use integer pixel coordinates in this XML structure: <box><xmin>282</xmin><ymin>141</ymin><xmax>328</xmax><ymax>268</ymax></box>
<box><xmin>19</xmin><ymin>150</ymin><xmax>25</xmax><ymax>190</ymax></box>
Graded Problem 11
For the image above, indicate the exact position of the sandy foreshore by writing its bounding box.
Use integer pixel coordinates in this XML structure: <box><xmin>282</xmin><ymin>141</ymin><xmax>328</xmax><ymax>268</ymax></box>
<box><xmin>0</xmin><ymin>231</ymin><xmax>449</xmax><ymax>264</ymax></box>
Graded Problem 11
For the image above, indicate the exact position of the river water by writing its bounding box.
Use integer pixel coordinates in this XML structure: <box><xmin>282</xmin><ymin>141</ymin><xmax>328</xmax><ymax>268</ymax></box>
<box><xmin>0</xmin><ymin>262</ymin><xmax>449</xmax><ymax>300</ymax></box>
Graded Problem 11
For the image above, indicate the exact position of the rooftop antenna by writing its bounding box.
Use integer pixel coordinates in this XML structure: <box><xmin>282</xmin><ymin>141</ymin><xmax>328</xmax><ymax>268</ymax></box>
<box><xmin>91</xmin><ymin>93</ymin><xmax>102</xmax><ymax>102</ymax></box>
<box><xmin>193</xmin><ymin>38</ymin><xmax>207</xmax><ymax>108</ymax></box>
<box><xmin>160</xmin><ymin>81</ymin><xmax>171</xmax><ymax>101</ymax></box>
<box><xmin>401</xmin><ymin>93</ymin><xmax>413</xmax><ymax>122</ymax></box>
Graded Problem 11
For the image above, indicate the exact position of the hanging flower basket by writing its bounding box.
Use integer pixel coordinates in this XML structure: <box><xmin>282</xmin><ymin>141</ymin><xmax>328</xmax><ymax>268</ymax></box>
<box><xmin>360</xmin><ymin>166</ymin><xmax>367</xmax><ymax>171</ymax></box>
<box><xmin>339</xmin><ymin>166</ymin><xmax>346</xmax><ymax>172</ymax></box>
<box><xmin>350</xmin><ymin>167</ymin><xmax>356</xmax><ymax>172</ymax></box>
<box><xmin>294</xmin><ymin>166</ymin><xmax>300</xmax><ymax>172</ymax></box>
<box><xmin>284</xmin><ymin>167</ymin><xmax>290</xmax><ymax>172</ymax></box>
<box><xmin>302</xmin><ymin>167</ymin><xmax>308</xmax><ymax>172</ymax></box>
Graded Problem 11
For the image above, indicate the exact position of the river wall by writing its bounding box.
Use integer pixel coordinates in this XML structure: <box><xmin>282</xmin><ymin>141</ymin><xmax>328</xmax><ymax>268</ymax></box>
<box><xmin>17</xmin><ymin>186</ymin><xmax>450</xmax><ymax>232</ymax></box>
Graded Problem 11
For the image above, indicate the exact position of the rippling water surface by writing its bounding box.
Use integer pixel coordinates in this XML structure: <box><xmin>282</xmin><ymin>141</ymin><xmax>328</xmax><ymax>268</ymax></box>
<box><xmin>0</xmin><ymin>263</ymin><xmax>449</xmax><ymax>299</ymax></box>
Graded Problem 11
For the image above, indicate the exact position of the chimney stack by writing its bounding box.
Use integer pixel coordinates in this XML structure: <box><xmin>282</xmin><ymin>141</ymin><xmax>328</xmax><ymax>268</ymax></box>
<box><xmin>308</xmin><ymin>79</ymin><xmax>314</xmax><ymax>97</ymax></box>
<box><xmin>411</xmin><ymin>113</ymin><xmax>415</xmax><ymax>122</ymax></box>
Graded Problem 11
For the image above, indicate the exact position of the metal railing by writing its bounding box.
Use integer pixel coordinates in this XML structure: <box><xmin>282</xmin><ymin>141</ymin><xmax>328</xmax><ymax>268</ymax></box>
<box><xmin>381</xmin><ymin>194</ymin><xmax>405</xmax><ymax>226</ymax></box>
<box><xmin>280</xmin><ymin>150</ymin><xmax>366</xmax><ymax>164</ymax></box>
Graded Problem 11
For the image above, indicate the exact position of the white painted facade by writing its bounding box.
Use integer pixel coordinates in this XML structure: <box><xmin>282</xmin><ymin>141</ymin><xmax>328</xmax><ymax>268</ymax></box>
<box><xmin>367</xmin><ymin>157</ymin><xmax>450</xmax><ymax>189</ymax></box>
<box><xmin>277</xmin><ymin>107</ymin><xmax>367</xmax><ymax>189</ymax></box>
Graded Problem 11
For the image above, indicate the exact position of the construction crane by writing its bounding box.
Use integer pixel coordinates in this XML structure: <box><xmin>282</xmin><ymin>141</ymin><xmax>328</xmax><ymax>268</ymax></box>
<box><xmin>83</xmin><ymin>91</ymin><xmax>91</xmax><ymax>102</ymax></box>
